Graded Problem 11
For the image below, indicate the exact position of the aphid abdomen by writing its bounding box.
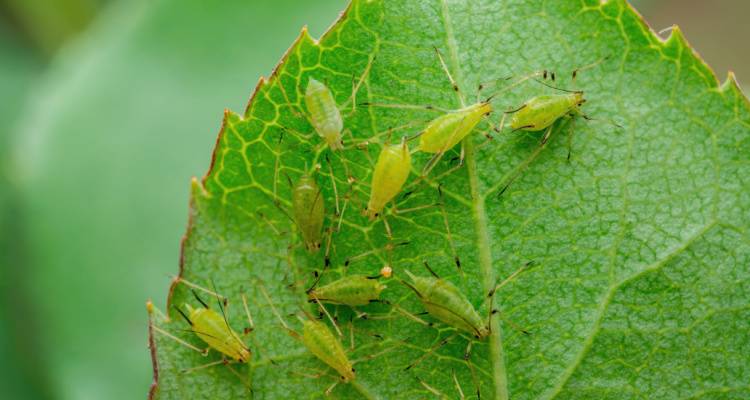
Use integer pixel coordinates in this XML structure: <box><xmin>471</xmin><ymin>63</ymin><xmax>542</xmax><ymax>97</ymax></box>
<box><xmin>511</xmin><ymin>93</ymin><xmax>581</xmax><ymax>132</ymax></box>
<box><xmin>304</xmin><ymin>78</ymin><xmax>344</xmax><ymax>150</ymax></box>
<box><xmin>302</xmin><ymin>319</ymin><xmax>355</xmax><ymax>381</ymax></box>
<box><xmin>419</xmin><ymin>102</ymin><xmax>492</xmax><ymax>153</ymax></box>
<box><xmin>188</xmin><ymin>306</ymin><xmax>250</xmax><ymax>362</ymax></box>
<box><xmin>291</xmin><ymin>175</ymin><xmax>325</xmax><ymax>252</ymax></box>
<box><xmin>366</xmin><ymin>140</ymin><xmax>411</xmax><ymax>220</ymax></box>
<box><xmin>309</xmin><ymin>275</ymin><xmax>385</xmax><ymax>306</ymax></box>
<box><xmin>407</xmin><ymin>273</ymin><xmax>487</xmax><ymax>338</ymax></box>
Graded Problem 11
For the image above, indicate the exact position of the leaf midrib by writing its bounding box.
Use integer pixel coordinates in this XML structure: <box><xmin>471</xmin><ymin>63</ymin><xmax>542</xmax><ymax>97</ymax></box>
<box><xmin>437</xmin><ymin>1</ymin><xmax>508</xmax><ymax>399</ymax></box>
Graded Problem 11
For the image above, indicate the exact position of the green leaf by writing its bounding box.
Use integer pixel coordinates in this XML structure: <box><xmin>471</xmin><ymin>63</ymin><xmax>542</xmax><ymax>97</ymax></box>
<box><xmin>149</xmin><ymin>0</ymin><xmax>750</xmax><ymax>399</ymax></box>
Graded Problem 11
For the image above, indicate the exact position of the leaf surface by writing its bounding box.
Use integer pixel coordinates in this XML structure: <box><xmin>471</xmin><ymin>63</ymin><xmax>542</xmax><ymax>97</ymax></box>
<box><xmin>150</xmin><ymin>1</ymin><xmax>750</xmax><ymax>399</ymax></box>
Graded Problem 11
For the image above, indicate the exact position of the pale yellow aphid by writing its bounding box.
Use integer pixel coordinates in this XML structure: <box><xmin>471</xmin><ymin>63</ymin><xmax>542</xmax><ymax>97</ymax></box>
<box><xmin>365</xmin><ymin>138</ymin><xmax>412</xmax><ymax>220</ymax></box>
<box><xmin>304</xmin><ymin>78</ymin><xmax>344</xmax><ymax>151</ymax></box>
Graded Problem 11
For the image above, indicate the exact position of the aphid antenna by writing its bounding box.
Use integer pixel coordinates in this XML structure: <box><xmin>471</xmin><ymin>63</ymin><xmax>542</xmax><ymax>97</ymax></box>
<box><xmin>482</xmin><ymin>70</ymin><xmax>546</xmax><ymax>103</ymax></box>
<box><xmin>530</xmin><ymin>78</ymin><xmax>582</xmax><ymax>94</ymax></box>
<box><xmin>571</xmin><ymin>55</ymin><xmax>611</xmax><ymax>81</ymax></box>
<box><xmin>490</xmin><ymin>309</ymin><xmax>530</xmax><ymax>335</ymax></box>
<box><xmin>176</xmin><ymin>277</ymin><xmax>225</xmax><ymax>302</ymax></box>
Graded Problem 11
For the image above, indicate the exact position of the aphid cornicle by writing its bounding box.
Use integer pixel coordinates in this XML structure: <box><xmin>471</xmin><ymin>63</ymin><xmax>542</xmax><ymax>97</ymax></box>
<box><xmin>365</xmin><ymin>138</ymin><xmax>411</xmax><ymax>220</ymax></box>
<box><xmin>307</xmin><ymin>267</ymin><xmax>390</xmax><ymax>306</ymax></box>
<box><xmin>403</xmin><ymin>270</ymin><xmax>489</xmax><ymax>339</ymax></box>
<box><xmin>291</xmin><ymin>174</ymin><xmax>325</xmax><ymax>252</ymax></box>
<box><xmin>305</xmin><ymin>78</ymin><xmax>344</xmax><ymax>151</ymax></box>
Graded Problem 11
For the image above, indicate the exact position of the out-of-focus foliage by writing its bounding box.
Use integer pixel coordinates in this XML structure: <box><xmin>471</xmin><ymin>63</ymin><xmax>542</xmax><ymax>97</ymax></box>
<box><xmin>11</xmin><ymin>0</ymin><xmax>345</xmax><ymax>399</ymax></box>
<box><xmin>0</xmin><ymin>21</ymin><xmax>46</xmax><ymax>400</ymax></box>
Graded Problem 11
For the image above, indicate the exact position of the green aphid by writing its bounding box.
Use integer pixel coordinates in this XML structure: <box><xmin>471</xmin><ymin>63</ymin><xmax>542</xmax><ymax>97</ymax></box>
<box><xmin>307</xmin><ymin>266</ymin><xmax>391</xmax><ymax>306</ymax></box>
<box><xmin>291</xmin><ymin>174</ymin><xmax>325</xmax><ymax>253</ymax></box>
<box><xmin>300</xmin><ymin>317</ymin><xmax>356</xmax><ymax>382</ymax></box>
<box><xmin>509</xmin><ymin>91</ymin><xmax>586</xmax><ymax>134</ymax></box>
<box><xmin>402</xmin><ymin>269</ymin><xmax>489</xmax><ymax>339</ymax></box>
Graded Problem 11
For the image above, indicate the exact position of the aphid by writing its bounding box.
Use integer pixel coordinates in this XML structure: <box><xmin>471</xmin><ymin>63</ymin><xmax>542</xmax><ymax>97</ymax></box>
<box><xmin>508</xmin><ymin>89</ymin><xmax>586</xmax><ymax>143</ymax></box>
<box><xmin>259</xmin><ymin>284</ymin><xmax>355</xmax><ymax>394</ymax></box>
<box><xmin>400</xmin><ymin>261</ymin><xmax>532</xmax><ymax>363</ymax></box>
<box><xmin>365</xmin><ymin>137</ymin><xmax>412</xmax><ymax>220</ymax></box>
<box><xmin>306</xmin><ymin>266</ymin><xmax>391</xmax><ymax>306</ymax></box>
<box><xmin>402</xmin><ymin>267</ymin><xmax>489</xmax><ymax>339</ymax></box>
<box><xmin>148</xmin><ymin>278</ymin><xmax>255</xmax><ymax>387</ymax></box>
<box><xmin>177</xmin><ymin>292</ymin><xmax>251</xmax><ymax>362</ymax></box>
<box><xmin>305</xmin><ymin>78</ymin><xmax>345</xmax><ymax>151</ymax></box>
<box><xmin>498</xmin><ymin>57</ymin><xmax>621</xmax><ymax>196</ymax></box>
<box><xmin>291</xmin><ymin>174</ymin><xmax>325</xmax><ymax>252</ymax></box>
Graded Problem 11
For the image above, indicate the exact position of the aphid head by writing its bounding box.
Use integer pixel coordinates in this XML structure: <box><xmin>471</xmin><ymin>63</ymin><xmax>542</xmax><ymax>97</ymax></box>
<box><xmin>305</xmin><ymin>77</ymin><xmax>326</xmax><ymax>96</ymax></box>
<box><xmin>573</xmin><ymin>91</ymin><xmax>586</xmax><ymax>106</ymax></box>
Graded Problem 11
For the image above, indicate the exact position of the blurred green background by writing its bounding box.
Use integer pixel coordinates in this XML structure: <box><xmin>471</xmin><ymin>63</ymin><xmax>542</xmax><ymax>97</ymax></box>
<box><xmin>0</xmin><ymin>0</ymin><xmax>746</xmax><ymax>399</ymax></box>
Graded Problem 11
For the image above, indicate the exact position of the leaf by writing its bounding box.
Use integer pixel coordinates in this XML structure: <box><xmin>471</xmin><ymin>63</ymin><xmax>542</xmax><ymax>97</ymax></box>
<box><xmin>149</xmin><ymin>0</ymin><xmax>750</xmax><ymax>399</ymax></box>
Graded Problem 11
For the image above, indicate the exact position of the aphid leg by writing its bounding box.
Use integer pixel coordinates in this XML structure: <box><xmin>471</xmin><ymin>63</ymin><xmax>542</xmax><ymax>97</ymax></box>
<box><xmin>452</xmin><ymin>368</ymin><xmax>466</xmax><ymax>400</ymax></box>
<box><xmin>391</xmin><ymin>302</ymin><xmax>431</xmax><ymax>326</ymax></box>
<box><xmin>463</xmin><ymin>340</ymin><xmax>473</xmax><ymax>361</ymax></box>
<box><xmin>497</xmin><ymin>125</ymin><xmax>555</xmax><ymax>198</ymax></box>
<box><xmin>151</xmin><ymin>324</ymin><xmax>208</xmax><ymax>356</ymax></box>
<box><xmin>566</xmin><ymin>113</ymin><xmax>577</xmax><ymax>162</ymax></box>
<box><xmin>240</xmin><ymin>293</ymin><xmax>255</xmax><ymax>333</ymax></box>
<box><xmin>181</xmin><ymin>358</ymin><xmax>226</xmax><ymax>373</ymax></box>
<box><xmin>325</xmin><ymin>381</ymin><xmax>340</xmax><ymax>396</ymax></box>
<box><xmin>405</xmin><ymin>333</ymin><xmax>457</xmax><ymax>371</ymax></box>
<box><xmin>358</xmin><ymin>101</ymin><xmax>452</xmax><ymax>113</ymax></box>
<box><xmin>312</xmin><ymin>297</ymin><xmax>344</xmax><ymax>337</ymax></box>
<box><xmin>434</xmin><ymin>46</ymin><xmax>466</xmax><ymax>104</ymax></box>
<box><xmin>341</xmin><ymin>54</ymin><xmax>376</xmax><ymax>115</ymax></box>
<box><xmin>325</xmin><ymin>154</ymin><xmax>341</xmax><ymax>217</ymax></box>
<box><xmin>571</xmin><ymin>55</ymin><xmax>610</xmax><ymax>82</ymax></box>
<box><xmin>257</xmin><ymin>282</ymin><xmax>295</xmax><ymax>336</ymax></box>
<box><xmin>416</xmin><ymin>376</ymin><xmax>447</xmax><ymax>397</ymax></box>
<box><xmin>437</xmin><ymin>185</ymin><xmax>462</xmax><ymax>275</ymax></box>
